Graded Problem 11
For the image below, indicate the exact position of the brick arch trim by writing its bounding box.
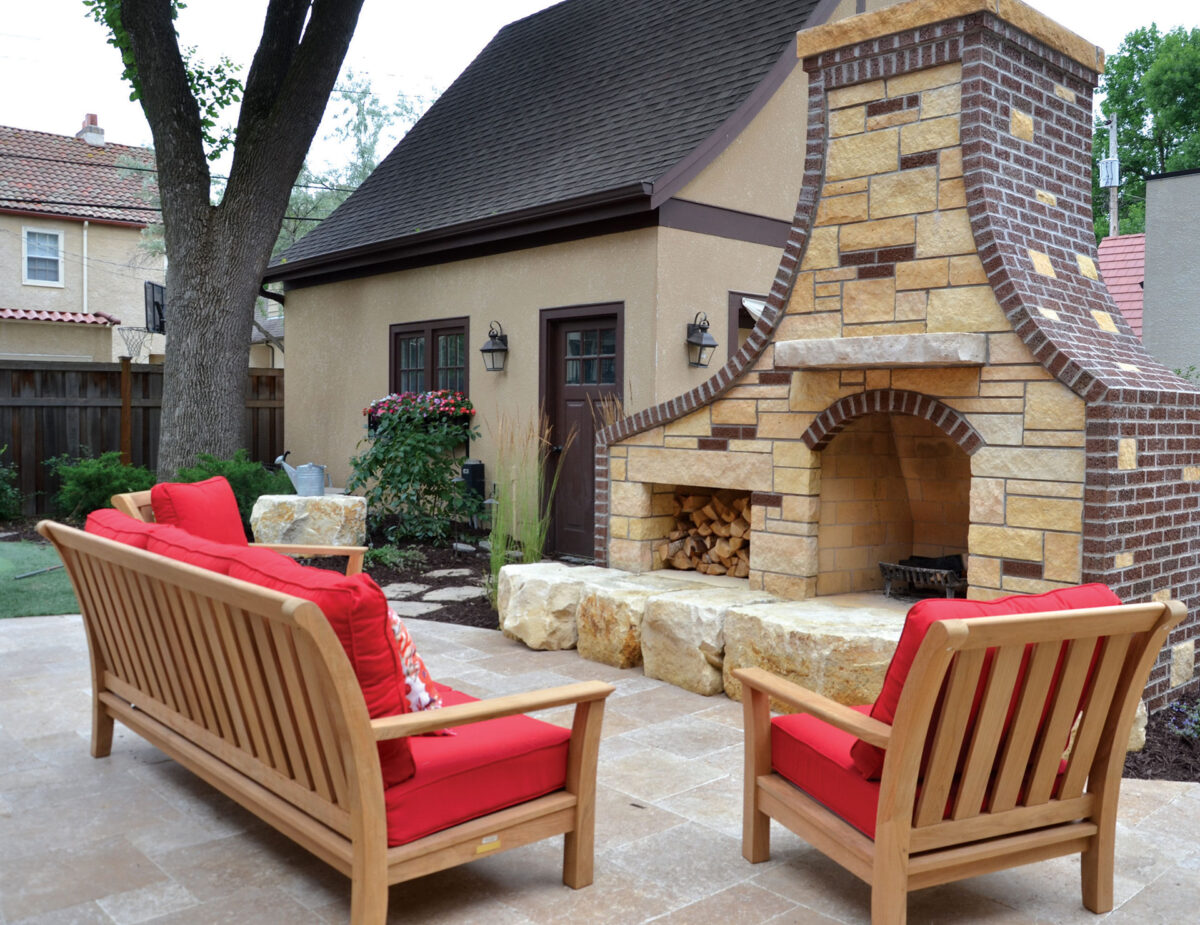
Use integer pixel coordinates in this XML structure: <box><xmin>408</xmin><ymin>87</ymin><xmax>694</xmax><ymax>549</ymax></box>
<box><xmin>801</xmin><ymin>390</ymin><xmax>986</xmax><ymax>455</ymax></box>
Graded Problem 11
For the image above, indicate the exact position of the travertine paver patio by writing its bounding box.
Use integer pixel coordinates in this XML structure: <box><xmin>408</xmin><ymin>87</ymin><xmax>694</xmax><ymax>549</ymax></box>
<box><xmin>2</xmin><ymin>613</ymin><xmax>1198</xmax><ymax>924</ymax></box>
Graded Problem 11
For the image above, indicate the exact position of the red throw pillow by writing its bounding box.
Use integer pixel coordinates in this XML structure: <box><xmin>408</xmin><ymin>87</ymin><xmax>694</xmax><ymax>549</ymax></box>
<box><xmin>227</xmin><ymin>559</ymin><xmax>416</xmax><ymax>786</ymax></box>
<box><xmin>148</xmin><ymin>524</ymin><xmax>294</xmax><ymax>576</ymax></box>
<box><xmin>85</xmin><ymin>508</ymin><xmax>159</xmax><ymax>548</ymax></box>
<box><xmin>849</xmin><ymin>583</ymin><xmax>1122</xmax><ymax>779</ymax></box>
<box><xmin>151</xmin><ymin>476</ymin><xmax>247</xmax><ymax>545</ymax></box>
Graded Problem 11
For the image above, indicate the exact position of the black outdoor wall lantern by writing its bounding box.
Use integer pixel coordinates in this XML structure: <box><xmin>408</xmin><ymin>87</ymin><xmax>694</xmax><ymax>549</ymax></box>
<box><xmin>480</xmin><ymin>320</ymin><xmax>509</xmax><ymax>372</ymax></box>
<box><xmin>686</xmin><ymin>312</ymin><xmax>719</xmax><ymax>368</ymax></box>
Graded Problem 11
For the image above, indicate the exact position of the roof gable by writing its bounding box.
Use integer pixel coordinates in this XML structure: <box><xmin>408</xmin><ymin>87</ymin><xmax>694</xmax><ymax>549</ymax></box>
<box><xmin>1098</xmin><ymin>233</ymin><xmax>1144</xmax><ymax>338</ymax></box>
<box><xmin>273</xmin><ymin>0</ymin><xmax>821</xmax><ymax>274</ymax></box>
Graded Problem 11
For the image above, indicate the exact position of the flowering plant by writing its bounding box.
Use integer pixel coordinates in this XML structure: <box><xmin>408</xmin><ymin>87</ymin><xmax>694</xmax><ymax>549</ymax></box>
<box><xmin>363</xmin><ymin>390</ymin><xmax>475</xmax><ymax>426</ymax></box>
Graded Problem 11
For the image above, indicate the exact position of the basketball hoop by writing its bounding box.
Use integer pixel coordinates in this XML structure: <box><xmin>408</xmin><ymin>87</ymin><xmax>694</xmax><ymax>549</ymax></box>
<box><xmin>118</xmin><ymin>326</ymin><xmax>149</xmax><ymax>361</ymax></box>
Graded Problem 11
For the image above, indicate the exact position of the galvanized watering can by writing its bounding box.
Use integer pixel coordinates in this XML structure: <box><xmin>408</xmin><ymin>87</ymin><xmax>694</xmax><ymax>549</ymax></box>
<box><xmin>275</xmin><ymin>452</ymin><xmax>332</xmax><ymax>497</ymax></box>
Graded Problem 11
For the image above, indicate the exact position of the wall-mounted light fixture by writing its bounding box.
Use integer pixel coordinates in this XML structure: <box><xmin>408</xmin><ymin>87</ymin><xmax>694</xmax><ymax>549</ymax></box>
<box><xmin>480</xmin><ymin>320</ymin><xmax>509</xmax><ymax>372</ymax></box>
<box><xmin>686</xmin><ymin>312</ymin><xmax>718</xmax><ymax>368</ymax></box>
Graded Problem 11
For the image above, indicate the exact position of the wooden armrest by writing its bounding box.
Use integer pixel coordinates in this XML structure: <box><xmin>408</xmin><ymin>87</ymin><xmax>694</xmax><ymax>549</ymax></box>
<box><xmin>252</xmin><ymin>543</ymin><xmax>366</xmax><ymax>575</ymax></box>
<box><xmin>735</xmin><ymin>667</ymin><xmax>891</xmax><ymax>749</ymax></box>
<box><xmin>372</xmin><ymin>681</ymin><xmax>615</xmax><ymax>740</ymax></box>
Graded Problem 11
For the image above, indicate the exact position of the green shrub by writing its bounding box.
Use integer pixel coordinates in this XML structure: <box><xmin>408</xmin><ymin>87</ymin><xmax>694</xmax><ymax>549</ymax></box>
<box><xmin>0</xmin><ymin>446</ymin><xmax>21</xmax><ymax>521</ymax></box>
<box><xmin>47</xmin><ymin>451</ymin><xmax>155</xmax><ymax>520</ymax></box>
<box><xmin>364</xmin><ymin>544</ymin><xmax>428</xmax><ymax>571</ymax></box>
<box><xmin>175</xmin><ymin>450</ymin><xmax>293</xmax><ymax>530</ymax></box>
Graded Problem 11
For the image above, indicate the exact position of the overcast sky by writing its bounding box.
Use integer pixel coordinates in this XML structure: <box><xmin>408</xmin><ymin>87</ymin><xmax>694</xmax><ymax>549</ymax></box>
<box><xmin>1</xmin><ymin>0</ymin><xmax>1196</xmax><ymax>166</ymax></box>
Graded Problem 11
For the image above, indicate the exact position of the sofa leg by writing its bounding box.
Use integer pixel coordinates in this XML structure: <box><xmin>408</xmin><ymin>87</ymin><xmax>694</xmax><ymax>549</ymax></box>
<box><xmin>91</xmin><ymin>701</ymin><xmax>114</xmax><ymax>758</ymax></box>
<box><xmin>349</xmin><ymin>873</ymin><xmax>387</xmax><ymax>925</ymax></box>
<box><xmin>1081</xmin><ymin>834</ymin><xmax>1115</xmax><ymax>913</ymax></box>
<box><xmin>563</xmin><ymin>826</ymin><xmax>594</xmax><ymax>888</ymax></box>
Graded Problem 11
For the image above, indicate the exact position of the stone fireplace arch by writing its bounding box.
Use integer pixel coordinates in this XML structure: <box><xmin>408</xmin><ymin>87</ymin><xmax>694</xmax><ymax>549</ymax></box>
<box><xmin>801</xmin><ymin>389</ymin><xmax>985</xmax><ymax>455</ymax></box>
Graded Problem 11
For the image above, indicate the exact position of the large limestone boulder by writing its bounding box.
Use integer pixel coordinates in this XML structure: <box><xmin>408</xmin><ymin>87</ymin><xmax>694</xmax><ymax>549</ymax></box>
<box><xmin>1126</xmin><ymin>700</ymin><xmax>1148</xmax><ymax>753</ymax></box>
<box><xmin>497</xmin><ymin>563</ymin><xmax>620</xmax><ymax>650</ymax></box>
<box><xmin>576</xmin><ymin>573</ymin><xmax>709</xmax><ymax>669</ymax></box>
<box><xmin>641</xmin><ymin>588</ymin><xmax>779</xmax><ymax>695</ymax></box>
<box><xmin>723</xmin><ymin>593</ymin><xmax>907</xmax><ymax>707</ymax></box>
<box><xmin>250</xmin><ymin>494</ymin><xmax>367</xmax><ymax>546</ymax></box>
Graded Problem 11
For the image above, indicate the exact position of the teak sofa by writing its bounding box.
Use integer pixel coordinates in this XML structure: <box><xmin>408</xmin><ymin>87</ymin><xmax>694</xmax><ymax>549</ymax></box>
<box><xmin>40</xmin><ymin>505</ymin><xmax>613</xmax><ymax>925</ymax></box>
<box><xmin>737</xmin><ymin>584</ymin><xmax>1185</xmax><ymax>925</ymax></box>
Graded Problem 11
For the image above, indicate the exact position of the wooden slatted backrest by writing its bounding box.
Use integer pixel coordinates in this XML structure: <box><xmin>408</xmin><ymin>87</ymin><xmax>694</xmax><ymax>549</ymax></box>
<box><xmin>111</xmin><ymin>490</ymin><xmax>155</xmax><ymax>522</ymax></box>
<box><xmin>879</xmin><ymin>601</ymin><xmax>1184</xmax><ymax>850</ymax></box>
<box><xmin>38</xmin><ymin>520</ymin><xmax>383</xmax><ymax>841</ymax></box>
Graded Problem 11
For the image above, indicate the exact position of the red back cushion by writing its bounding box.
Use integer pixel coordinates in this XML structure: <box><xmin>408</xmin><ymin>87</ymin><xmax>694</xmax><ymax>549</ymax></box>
<box><xmin>85</xmin><ymin>508</ymin><xmax>159</xmax><ymax>548</ymax></box>
<box><xmin>147</xmin><ymin>524</ymin><xmax>294</xmax><ymax>576</ymax></box>
<box><xmin>850</xmin><ymin>583</ymin><xmax>1122</xmax><ymax>779</ymax></box>
<box><xmin>151</xmin><ymin>476</ymin><xmax>247</xmax><ymax>545</ymax></box>
<box><xmin>227</xmin><ymin>559</ymin><xmax>416</xmax><ymax>786</ymax></box>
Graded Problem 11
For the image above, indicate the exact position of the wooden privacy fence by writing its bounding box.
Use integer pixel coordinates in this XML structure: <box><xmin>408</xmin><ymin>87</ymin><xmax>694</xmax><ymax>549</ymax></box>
<box><xmin>0</xmin><ymin>361</ymin><xmax>284</xmax><ymax>516</ymax></box>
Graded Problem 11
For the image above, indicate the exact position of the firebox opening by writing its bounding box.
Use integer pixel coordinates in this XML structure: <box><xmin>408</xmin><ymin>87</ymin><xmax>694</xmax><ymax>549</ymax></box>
<box><xmin>817</xmin><ymin>413</ymin><xmax>970</xmax><ymax>597</ymax></box>
<box><xmin>656</xmin><ymin>487</ymin><xmax>752</xmax><ymax>577</ymax></box>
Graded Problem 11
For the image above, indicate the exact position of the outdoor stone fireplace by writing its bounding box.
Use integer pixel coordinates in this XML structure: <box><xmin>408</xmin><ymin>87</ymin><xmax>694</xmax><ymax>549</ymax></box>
<box><xmin>595</xmin><ymin>0</ymin><xmax>1200</xmax><ymax>710</ymax></box>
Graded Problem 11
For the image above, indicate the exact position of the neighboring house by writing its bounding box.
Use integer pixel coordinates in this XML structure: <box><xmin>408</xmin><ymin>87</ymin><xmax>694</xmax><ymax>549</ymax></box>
<box><xmin>0</xmin><ymin>115</ymin><xmax>165</xmax><ymax>362</ymax></box>
<box><xmin>251</xmin><ymin>313</ymin><xmax>285</xmax><ymax>368</ymax></box>
<box><xmin>1142</xmin><ymin>167</ymin><xmax>1200</xmax><ymax>374</ymax></box>
<box><xmin>1096</xmin><ymin>233</ymin><xmax>1143</xmax><ymax>338</ymax></box>
<box><xmin>265</xmin><ymin>0</ymin><xmax>890</xmax><ymax>556</ymax></box>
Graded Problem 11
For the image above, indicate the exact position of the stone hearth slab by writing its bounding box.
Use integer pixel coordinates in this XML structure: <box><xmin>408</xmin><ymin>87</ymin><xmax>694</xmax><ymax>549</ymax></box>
<box><xmin>774</xmin><ymin>332</ymin><xmax>987</xmax><ymax>369</ymax></box>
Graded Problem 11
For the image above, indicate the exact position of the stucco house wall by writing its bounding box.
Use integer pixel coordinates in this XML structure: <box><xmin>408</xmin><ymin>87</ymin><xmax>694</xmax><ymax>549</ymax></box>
<box><xmin>1142</xmin><ymin>169</ymin><xmax>1200</xmax><ymax>373</ymax></box>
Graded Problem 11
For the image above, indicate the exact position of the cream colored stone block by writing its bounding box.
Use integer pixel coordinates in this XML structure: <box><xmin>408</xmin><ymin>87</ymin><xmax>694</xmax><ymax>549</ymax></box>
<box><xmin>970</xmin><ymin>477</ymin><xmax>1005</xmax><ymax>524</ymax></box>
<box><xmin>787</xmin><ymin>273</ymin><xmax>815</xmax><ymax>314</ymax></box>
<box><xmin>626</xmin><ymin>447</ymin><xmax>774</xmax><ymax>491</ymax></box>
<box><xmin>610</xmin><ymin>446</ymin><xmax>628</xmax><ymax>457</ymax></box>
<box><xmin>1010</xmin><ymin>108</ymin><xmax>1034</xmax><ymax>141</ymax></box>
<box><xmin>866</xmin><ymin>108</ymin><xmax>920</xmax><ymax>131</ymax></box>
<box><xmin>887</xmin><ymin>62</ymin><xmax>962</xmax><ymax>96</ymax></box>
<box><xmin>1007</xmin><ymin>496</ymin><xmax>1082</xmax><ymax>532</ymax></box>
<box><xmin>576</xmin><ymin>573</ymin><xmax>708</xmax><ymax>669</ymax></box>
<box><xmin>968</xmin><ymin>555</ymin><xmax>1002</xmax><ymax>589</ymax></box>
<box><xmin>969</xmin><ymin>524</ymin><xmax>1043</xmax><ymax>560</ymax></box>
<box><xmin>972</xmin><ymin>446</ymin><xmax>1085</xmax><ymax>482</ymax></box>
<box><xmin>894</xmin><ymin>290</ymin><xmax>928</xmax><ymax>320</ymax></box>
<box><xmin>665</xmin><ymin>409</ymin><xmax>710</xmax><ymax>437</ymax></box>
<box><xmin>870</xmin><ymin>166</ymin><xmax>938</xmax><ymax>218</ymax></box>
<box><xmin>828</xmin><ymin>80</ymin><xmax>885</xmax><ymax>110</ymax></box>
<box><xmin>865</xmin><ymin>369</ymin><xmax>891</xmax><ymax>389</ymax></box>
<box><xmin>611</xmin><ymin>480</ymin><xmax>653</xmax><ymax>517</ymax></box>
<box><xmin>1035</xmin><ymin>189</ymin><xmax>1058</xmax><ymax>207</ymax></box>
<box><xmin>663</xmin><ymin>436</ymin><xmax>699</xmax><ymax>449</ymax></box>
<box><xmin>890</xmin><ymin>366</ymin><xmax>979</xmax><ymax>396</ymax></box>
<box><xmin>815</xmin><ymin>267</ymin><xmax>858</xmax><ymax>282</ymax></box>
<box><xmin>969</xmin><ymin>413</ymin><xmax>1024</xmax><ymax>446</ymax></box>
<box><xmin>750</xmin><ymin>533</ymin><xmax>817</xmax><ymax>575</ymax></box>
<box><xmin>727</xmin><ymin>439</ymin><xmax>770</xmax><ymax>454</ymax></box>
<box><xmin>1115</xmin><ymin>551</ymin><xmax>1134</xmax><ymax>568</ymax></box>
<box><xmin>1076</xmin><ymin>254</ymin><xmax>1099</xmax><ymax>279</ymax></box>
<box><xmin>981</xmin><ymin>364</ymin><xmax>1053</xmax><ymax>382</ymax></box>
<box><xmin>926</xmin><ymin>286</ymin><xmax>1010</xmax><ymax>333</ymax></box>
<box><xmin>608</xmin><ymin>539</ymin><xmax>652</xmax><ymax>572</ymax></box>
<box><xmin>1118</xmin><ymin>438</ymin><xmax>1138</xmax><ymax>470</ymax></box>
<box><xmin>1152</xmin><ymin>589</ymin><xmax>1171</xmax><ymax>603</ymax></box>
<box><xmin>1001</xmin><ymin>576</ymin><xmax>1070</xmax><ymax>595</ymax></box>
<box><xmin>946</xmin><ymin>397</ymin><xmax>1024</xmax><ymax>414</ymax></box>
<box><xmin>915</xmin><ymin>209</ymin><xmax>975</xmax><ymax>258</ymax></box>
<box><xmin>815</xmin><ymin>282</ymin><xmax>841</xmax><ymax>298</ymax></box>
<box><xmin>723</xmin><ymin>598</ymin><xmax>905</xmax><ymax>705</ymax></box>
<box><xmin>758</xmin><ymin>411</ymin><xmax>813</xmax><ymax>439</ymax></box>
<box><xmin>829</xmin><ymin>105</ymin><xmax>865</xmax><ymax>137</ymax></box>
<box><xmin>1091</xmin><ymin>309</ymin><xmax>1118</xmax><ymax>333</ymax></box>
<box><xmin>939</xmin><ymin>178</ymin><xmax>967</xmax><ymax>210</ymax></box>
<box><xmin>921</xmin><ymin>83</ymin><xmax>961</xmax><ymax>117</ymax></box>
<box><xmin>1043</xmin><ymin>531</ymin><xmax>1082</xmax><ymax>583</ymax></box>
<box><xmin>628</xmin><ymin>515</ymin><xmax>677</xmax><ymax>540</ymax></box>
<box><xmin>498</xmin><ymin>563</ymin><xmax>619</xmax><ymax>651</ymax></box>
<box><xmin>773</xmin><ymin>466</ymin><xmax>820</xmax><ymax>496</ymax></box>
<box><xmin>939</xmin><ymin>146</ymin><xmax>963</xmax><ymax>179</ymax></box>
<box><xmin>789</xmin><ymin>369</ymin><xmax>845</xmax><ymax>413</ymax></box>
<box><xmin>1127</xmin><ymin>701</ymin><xmax>1147</xmax><ymax>752</ymax></box>
<box><xmin>776</xmin><ymin>312</ymin><xmax>842</xmax><ymax>341</ymax></box>
<box><xmin>824</xmin><ymin>177</ymin><xmax>869</xmax><ymax>196</ymax></box>
<box><xmin>826</xmin><ymin>128</ymin><xmax>900</xmax><ymax>182</ymax></box>
<box><xmin>620</xmin><ymin>426</ymin><xmax>665</xmax><ymax>447</ymax></box>
<box><xmin>1171</xmin><ymin>641</ymin><xmax>1195</xmax><ymax>687</ymax></box>
<box><xmin>250</xmin><ymin>494</ymin><xmax>367</xmax><ymax>546</ymax></box>
<box><xmin>773</xmin><ymin>440</ymin><xmax>817</xmax><ymax>469</ymax></box>
<box><xmin>641</xmin><ymin>588</ymin><xmax>779</xmax><ymax>695</ymax></box>
<box><xmin>1054</xmin><ymin>84</ymin><xmax>1077</xmax><ymax>103</ymax></box>
<box><xmin>1006</xmin><ymin>479</ymin><xmax>1083</xmax><ymax>499</ymax></box>
<box><xmin>609</xmin><ymin>515</ymin><xmax>630</xmax><ymax>538</ymax></box>
<box><xmin>1185</xmin><ymin>466</ymin><xmax>1200</xmax><ymax>482</ymax></box>
<box><xmin>840</xmin><ymin>216</ymin><xmax>915</xmax><ymax>252</ymax></box>
<box><xmin>610</xmin><ymin>456</ymin><xmax>627</xmax><ymax>481</ymax></box>
<box><xmin>816</xmin><ymin>192</ymin><xmax>870</xmax><ymax>226</ymax></box>
<box><xmin>895</xmin><ymin>257</ymin><xmax>948</xmax><ymax>290</ymax></box>
<box><xmin>981</xmin><ymin>381</ymin><xmax>1026</xmax><ymax>398</ymax></box>
<box><xmin>782</xmin><ymin>494</ymin><xmax>820</xmax><ymax>522</ymax></box>
<box><xmin>900</xmin><ymin>115</ymin><xmax>960</xmax><ymax>154</ymax></box>
<box><xmin>801</xmin><ymin>226</ymin><xmax>841</xmax><ymax>270</ymax></box>
<box><xmin>1024</xmin><ymin>380</ymin><xmax>1085</xmax><ymax>431</ymax></box>
<box><xmin>987</xmin><ymin>332</ymin><xmax>1036</xmax><ymax>365</ymax></box>
<box><xmin>1028</xmin><ymin>249</ymin><xmax>1056</xmax><ymax>277</ymax></box>
<box><xmin>843</xmin><ymin>277</ymin><xmax>896</xmax><ymax>324</ymax></box>
<box><xmin>761</xmin><ymin>573</ymin><xmax>818</xmax><ymax>600</ymax></box>
<box><xmin>710</xmin><ymin>400</ymin><xmax>757</xmax><ymax>426</ymax></box>
<box><xmin>1024</xmin><ymin>431</ymin><xmax>1086</xmax><ymax>448</ymax></box>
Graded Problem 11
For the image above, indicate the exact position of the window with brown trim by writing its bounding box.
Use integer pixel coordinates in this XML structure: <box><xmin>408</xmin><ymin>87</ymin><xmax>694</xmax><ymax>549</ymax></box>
<box><xmin>389</xmin><ymin>317</ymin><xmax>469</xmax><ymax>394</ymax></box>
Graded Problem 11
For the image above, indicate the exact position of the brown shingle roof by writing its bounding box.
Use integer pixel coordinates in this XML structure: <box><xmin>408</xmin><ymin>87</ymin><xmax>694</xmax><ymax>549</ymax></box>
<box><xmin>0</xmin><ymin>308</ymin><xmax>121</xmax><ymax>325</ymax></box>
<box><xmin>0</xmin><ymin>123</ymin><xmax>157</xmax><ymax>226</ymax></box>
<box><xmin>1098</xmin><ymin>233</ymin><xmax>1144</xmax><ymax>338</ymax></box>
<box><xmin>269</xmin><ymin>0</ymin><xmax>822</xmax><ymax>279</ymax></box>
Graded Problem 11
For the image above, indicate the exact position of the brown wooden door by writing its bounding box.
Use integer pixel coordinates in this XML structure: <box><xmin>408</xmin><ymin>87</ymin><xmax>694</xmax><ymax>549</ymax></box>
<box><xmin>542</xmin><ymin>306</ymin><xmax>623</xmax><ymax>558</ymax></box>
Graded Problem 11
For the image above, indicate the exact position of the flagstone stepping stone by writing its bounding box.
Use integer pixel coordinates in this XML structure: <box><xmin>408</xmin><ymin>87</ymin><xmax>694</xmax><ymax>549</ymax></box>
<box><xmin>387</xmin><ymin>600</ymin><xmax>444</xmax><ymax>617</ymax></box>
<box><xmin>424</xmin><ymin>568</ymin><xmax>476</xmax><ymax>579</ymax></box>
<box><xmin>379</xmin><ymin>582</ymin><xmax>430</xmax><ymax>599</ymax></box>
<box><xmin>423</xmin><ymin>586</ymin><xmax>487</xmax><ymax>602</ymax></box>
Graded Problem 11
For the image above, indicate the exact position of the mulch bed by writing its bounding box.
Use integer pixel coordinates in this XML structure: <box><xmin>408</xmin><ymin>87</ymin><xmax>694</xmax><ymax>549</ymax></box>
<box><xmin>1122</xmin><ymin>696</ymin><xmax>1200</xmax><ymax>782</ymax></box>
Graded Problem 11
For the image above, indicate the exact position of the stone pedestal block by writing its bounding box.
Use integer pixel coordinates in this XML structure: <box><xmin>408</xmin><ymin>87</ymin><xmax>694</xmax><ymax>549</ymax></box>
<box><xmin>576</xmin><ymin>573</ymin><xmax>708</xmax><ymax>669</ymax></box>
<box><xmin>723</xmin><ymin>593</ymin><xmax>906</xmax><ymax>707</ymax></box>
<box><xmin>1126</xmin><ymin>700</ymin><xmax>1148</xmax><ymax>753</ymax></box>
<box><xmin>250</xmin><ymin>494</ymin><xmax>366</xmax><ymax>546</ymax></box>
<box><xmin>641</xmin><ymin>588</ymin><xmax>779</xmax><ymax>695</ymax></box>
<box><xmin>497</xmin><ymin>563</ymin><xmax>620</xmax><ymax>650</ymax></box>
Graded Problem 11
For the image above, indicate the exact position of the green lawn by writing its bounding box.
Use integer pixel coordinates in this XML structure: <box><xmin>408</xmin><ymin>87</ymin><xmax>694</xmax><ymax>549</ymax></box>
<box><xmin>0</xmin><ymin>541</ymin><xmax>79</xmax><ymax>618</ymax></box>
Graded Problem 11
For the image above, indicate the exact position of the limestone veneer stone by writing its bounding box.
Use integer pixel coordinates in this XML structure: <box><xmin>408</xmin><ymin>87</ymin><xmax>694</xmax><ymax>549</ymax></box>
<box><xmin>775</xmin><ymin>332</ymin><xmax>986</xmax><ymax>370</ymax></box>
<box><xmin>723</xmin><ymin>593</ymin><xmax>906</xmax><ymax>706</ymax></box>
<box><xmin>250</xmin><ymin>494</ymin><xmax>366</xmax><ymax>546</ymax></box>
<box><xmin>641</xmin><ymin>588</ymin><xmax>779</xmax><ymax>695</ymax></box>
<box><xmin>576</xmin><ymin>573</ymin><xmax>711</xmax><ymax>669</ymax></box>
<box><xmin>497</xmin><ymin>563</ymin><xmax>620</xmax><ymax>651</ymax></box>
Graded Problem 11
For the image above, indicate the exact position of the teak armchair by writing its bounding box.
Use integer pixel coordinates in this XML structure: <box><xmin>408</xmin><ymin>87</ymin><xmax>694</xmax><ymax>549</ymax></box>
<box><xmin>737</xmin><ymin>599</ymin><xmax>1185</xmax><ymax>924</ymax></box>
<box><xmin>111</xmin><ymin>488</ymin><xmax>367</xmax><ymax>575</ymax></box>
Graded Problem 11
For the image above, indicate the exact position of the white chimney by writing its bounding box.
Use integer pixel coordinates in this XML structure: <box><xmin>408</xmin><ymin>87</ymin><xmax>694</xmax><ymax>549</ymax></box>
<box><xmin>76</xmin><ymin>113</ymin><xmax>105</xmax><ymax>146</ymax></box>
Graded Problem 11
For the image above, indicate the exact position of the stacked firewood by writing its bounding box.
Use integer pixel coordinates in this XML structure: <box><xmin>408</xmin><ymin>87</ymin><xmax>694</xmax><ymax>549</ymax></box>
<box><xmin>657</xmin><ymin>491</ymin><xmax>751</xmax><ymax>577</ymax></box>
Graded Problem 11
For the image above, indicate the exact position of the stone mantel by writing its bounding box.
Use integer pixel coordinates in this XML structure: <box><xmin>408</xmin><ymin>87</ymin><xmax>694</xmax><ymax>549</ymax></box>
<box><xmin>775</xmin><ymin>333</ymin><xmax>987</xmax><ymax>369</ymax></box>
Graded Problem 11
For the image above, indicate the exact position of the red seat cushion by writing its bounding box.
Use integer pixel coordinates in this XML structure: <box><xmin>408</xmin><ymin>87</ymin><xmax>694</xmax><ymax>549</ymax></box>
<box><xmin>384</xmin><ymin>687</ymin><xmax>572</xmax><ymax>846</ymax></box>
<box><xmin>147</xmin><ymin>524</ymin><xmax>296</xmax><ymax>576</ymax></box>
<box><xmin>850</xmin><ymin>583</ymin><xmax>1122</xmax><ymax>779</ymax></box>
<box><xmin>773</xmin><ymin>706</ymin><xmax>880</xmax><ymax>837</ymax></box>
<box><xmin>151</xmin><ymin>476</ymin><xmax>248</xmax><ymax>545</ymax></box>
<box><xmin>227</xmin><ymin>558</ymin><xmax>416</xmax><ymax>786</ymax></box>
<box><xmin>85</xmin><ymin>508</ymin><xmax>159</xmax><ymax>548</ymax></box>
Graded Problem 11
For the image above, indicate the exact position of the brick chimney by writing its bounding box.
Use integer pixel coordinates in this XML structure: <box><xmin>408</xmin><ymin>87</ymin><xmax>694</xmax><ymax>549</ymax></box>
<box><xmin>76</xmin><ymin>113</ymin><xmax>105</xmax><ymax>146</ymax></box>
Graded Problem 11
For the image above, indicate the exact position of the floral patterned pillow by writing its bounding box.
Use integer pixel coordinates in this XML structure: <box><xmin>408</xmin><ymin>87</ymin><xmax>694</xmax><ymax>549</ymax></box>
<box><xmin>388</xmin><ymin>608</ymin><xmax>447</xmax><ymax>719</ymax></box>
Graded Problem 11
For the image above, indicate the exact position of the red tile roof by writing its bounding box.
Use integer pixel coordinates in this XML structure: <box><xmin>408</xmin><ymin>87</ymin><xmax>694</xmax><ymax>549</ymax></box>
<box><xmin>1097</xmin><ymin>233</ymin><xmax>1144</xmax><ymax>338</ymax></box>
<box><xmin>0</xmin><ymin>123</ymin><xmax>157</xmax><ymax>226</ymax></box>
<box><xmin>0</xmin><ymin>308</ymin><xmax>121</xmax><ymax>325</ymax></box>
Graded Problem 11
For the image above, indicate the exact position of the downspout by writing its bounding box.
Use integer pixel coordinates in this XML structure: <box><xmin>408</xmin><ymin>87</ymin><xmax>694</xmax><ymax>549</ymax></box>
<box><xmin>82</xmin><ymin>220</ymin><xmax>88</xmax><ymax>313</ymax></box>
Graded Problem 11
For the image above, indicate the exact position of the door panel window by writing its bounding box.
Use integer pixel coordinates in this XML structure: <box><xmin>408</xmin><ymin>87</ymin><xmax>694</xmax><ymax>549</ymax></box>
<box><xmin>562</xmin><ymin>326</ymin><xmax>617</xmax><ymax>386</ymax></box>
